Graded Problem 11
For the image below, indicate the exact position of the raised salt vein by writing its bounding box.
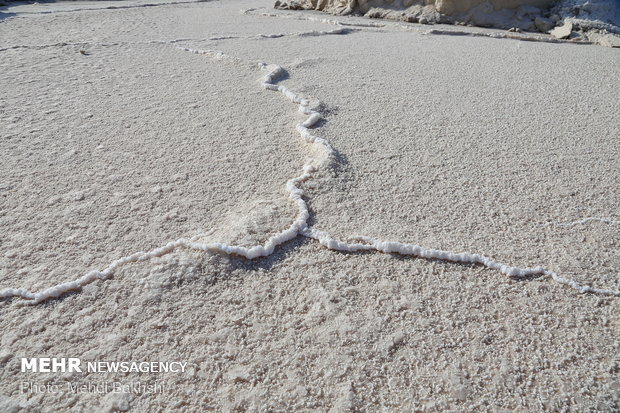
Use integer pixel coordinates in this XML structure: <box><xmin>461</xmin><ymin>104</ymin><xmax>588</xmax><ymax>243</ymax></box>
<box><xmin>1</xmin><ymin>38</ymin><xmax>618</xmax><ymax>304</ymax></box>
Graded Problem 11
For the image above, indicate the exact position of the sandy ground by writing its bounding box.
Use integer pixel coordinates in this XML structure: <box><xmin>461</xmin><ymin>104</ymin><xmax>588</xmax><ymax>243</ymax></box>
<box><xmin>1</xmin><ymin>0</ymin><xmax>619</xmax><ymax>411</ymax></box>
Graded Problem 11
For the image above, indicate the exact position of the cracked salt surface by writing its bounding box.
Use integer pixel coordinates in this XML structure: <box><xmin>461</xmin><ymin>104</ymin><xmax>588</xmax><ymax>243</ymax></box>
<box><xmin>1</xmin><ymin>29</ymin><xmax>618</xmax><ymax>305</ymax></box>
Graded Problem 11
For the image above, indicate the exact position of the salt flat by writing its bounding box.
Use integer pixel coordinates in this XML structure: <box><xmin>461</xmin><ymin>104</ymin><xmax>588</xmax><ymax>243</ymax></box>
<box><xmin>0</xmin><ymin>0</ymin><xmax>619</xmax><ymax>411</ymax></box>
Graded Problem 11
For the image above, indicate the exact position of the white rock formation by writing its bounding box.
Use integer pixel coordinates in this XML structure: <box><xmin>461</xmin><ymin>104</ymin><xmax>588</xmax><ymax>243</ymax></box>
<box><xmin>274</xmin><ymin>0</ymin><xmax>620</xmax><ymax>45</ymax></box>
<box><xmin>275</xmin><ymin>0</ymin><xmax>555</xmax><ymax>30</ymax></box>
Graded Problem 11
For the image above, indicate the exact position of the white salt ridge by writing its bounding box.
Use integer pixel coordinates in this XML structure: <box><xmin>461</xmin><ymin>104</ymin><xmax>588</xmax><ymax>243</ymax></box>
<box><xmin>0</xmin><ymin>43</ymin><xmax>331</xmax><ymax>305</ymax></box>
<box><xmin>0</xmin><ymin>29</ymin><xmax>358</xmax><ymax>53</ymax></box>
<box><xmin>207</xmin><ymin>28</ymin><xmax>358</xmax><ymax>41</ymax></box>
<box><xmin>245</xmin><ymin>8</ymin><xmax>602</xmax><ymax>46</ymax></box>
<box><xmin>423</xmin><ymin>28</ymin><xmax>594</xmax><ymax>45</ymax></box>
<box><xmin>542</xmin><ymin>217</ymin><xmax>620</xmax><ymax>227</ymax></box>
<box><xmin>297</xmin><ymin>28</ymin><xmax>357</xmax><ymax>36</ymax></box>
<box><xmin>5</xmin><ymin>0</ymin><xmax>212</xmax><ymax>17</ymax></box>
<box><xmin>302</xmin><ymin>231</ymin><xmax>618</xmax><ymax>296</ymax></box>
<box><xmin>246</xmin><ymin>8</ymin><xmax>387</xmax><ymax>29</ymax></box>
<box><xmin>1</xmin><ymin>35</ymin><xmax>618</xmax><ymax>304</ymax></box>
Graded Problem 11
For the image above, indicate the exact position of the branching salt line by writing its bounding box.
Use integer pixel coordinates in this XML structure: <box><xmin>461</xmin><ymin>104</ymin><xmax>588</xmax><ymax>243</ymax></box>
<box><xmin>301</xmin><ymin>231</ymin><xmax>619</xmax><ymax>296</ymax></box>
<box><xmin>244</xmin><ymin>8</ymin><xmax>596</xmax><ymax>46</ymax></box>
<box><xmin>0</xmin><ymin>41</ymin><xmax>121</xmax><ymax>52</ymax></box>
<box><xmin>296</xmin><ymin>28</ymin><xmax>358</xmax><ymax>37</ymax></box>
<box><xmin>423</xmin><ymin>29</ymin><xmax>594</xmax><ymax>45</ymax></box>
<box><xmin>176</xmin><ymin>46</ymin><xmax>247</xmax><ymax>64</ymax></box>
<box><xmin>1</xmin><ymin>33</ymin><xmax>618</xmax><ymax>304</ymax></box>
<box><xmin>243</xmin><ymin>8</ymin><xmax>387</xmax><ymax>29</ymax></box>
<box><xmin>541</xmin><ymin>217</ymin><xmax>620</xmax><ymax>228</ymax></box>
<box><xmin>0</xmin><ymin>39</ymin><xmax>193</xmax><ymax>53</ymax></box>
<box><xmin>4</xmin><ymin>0</ymin><xmax>213</xmax><ymax>17</ymax></box>
<box><xmin>0</xmin><ymin>29</ymin><xmax>359</xmax><ymax>53</ymax></box>
<box><xmin>0</xmin><ymin>42</ymin><xmax>338</xmax><ymax>305</ymax></box>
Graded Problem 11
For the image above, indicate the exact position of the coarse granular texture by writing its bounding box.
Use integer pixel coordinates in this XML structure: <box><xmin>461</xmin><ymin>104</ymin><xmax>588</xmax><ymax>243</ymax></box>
<box><xmin>0</xmin><ymin>0</ymin><xmax>619</xmax><ymax>411</ymax></box>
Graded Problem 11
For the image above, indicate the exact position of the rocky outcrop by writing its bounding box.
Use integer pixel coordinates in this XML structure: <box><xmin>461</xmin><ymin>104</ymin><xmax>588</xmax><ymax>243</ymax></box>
<box><xmin>434</xmin><ymin>0</ymin><xmax>553</xmax><ymax>15</ymax></box>
<box><xmin>274</xmin><ymin>0</ymin><xmax>620</xmax><ymax>46</ymax></box>
<box><xmin>274</xmin><ymin>0</ymin><xmax>556</xmax><ymax>30</ymax></box>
